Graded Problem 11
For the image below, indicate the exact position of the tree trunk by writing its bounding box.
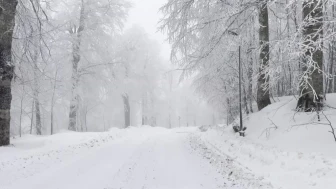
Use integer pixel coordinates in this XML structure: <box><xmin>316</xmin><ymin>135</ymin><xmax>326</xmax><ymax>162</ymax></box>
<box><xmin>50</xmin><ymin>69</ymin><xmax>58</xmax><ymax>135</ymax></box>
<box><xmin>328</xmin><ymin>43</ymin><xmax>334</xmax><ymax>93</ymax></box>
<box><xmin>83</xmin><ymin>106</ymin><xmax>88</xmax><ymax>132</ymax></box>
<box><xmin>35</xmin><ymin>99</ymin><xmax>42</xmax><ymax>135</ymax></box>
<box><xmin>247</xmin><ymin>17</ymin><xmax>254</xmax><ymax>114</ymax></box>
<box><xmin>257</xmin><ymin>0</ymin><xmax>271</xmax><ymax>110</ymax></box>
<box><xmin>287</xmin><ymin>0</ymin><xmax>293</xmax><ymax>95</ymax></box>
<box><xmin>33</xmin><ymin>51</ymin><xmax>42</xmax><ymax>135</ymax></box>
<box><xmin>297</xmin><ymin>0</ymin><xmax>324</xmax><ymax>111</ymax></box>
<box><xmin>302</xmin><ymin>0</ymin><xmax>324</xmax><ymax>98</ymax></box>
<box><xmin>168</xmin><ymin>72</ymin><xmax>173</xmax><ymax>128</ymax></box>
<box><xmin>226</xmin><ymin>98</ymin><xmax>233</xmax><ymax>124</ymax></box>
<box><xmin>248</xmin><ymin>63</ymin><xmax>254</xmax><ymax>113</ymax></box>
<box><xmin>19</xmin><ymin>88</ymin><xmax>24</xmax><ymax>137</ymax></box>
<box><xmin>331</xmin><ymin>3</ymin><xmax>336</xmax><ymax>93</ymax></box>
<box><xmin>141</xmin><ymin>93</ymin><xmax>147</xmax><ymax>125</ymax></box>
<box><xmin>30</xmin><ymin>100</ymin><xmax>34</xmax><ymax>134</ymax></box>
<box><xmin>68</xmin><ymin>0</ymin><xmax>85</xmax><ymax>131</ymax></box>
<box><xmin>0</xmin><ymin>0</ymin><xmax>18</xmax><ymax>146</ymax></box>
<box><xmin>122</xmin><ymin>94</ymin><xmax>131</xmax><ymax>128</ymax></box>
<box><xmin>243</xmin><ymin>84</ymin><xmax>249</xmax><ymax>114</ymax></box>
<box><xmin>334</xmin><ymin>43</ymin><xmax>336</xmax><ymax>93</ymax></box>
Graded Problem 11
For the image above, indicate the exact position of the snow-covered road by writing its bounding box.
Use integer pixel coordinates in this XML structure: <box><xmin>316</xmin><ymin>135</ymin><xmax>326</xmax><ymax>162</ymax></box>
<box><xmin>2</xmin><ymin>127</ymin><xmax>266</xmax><ymax>189</ymax></box>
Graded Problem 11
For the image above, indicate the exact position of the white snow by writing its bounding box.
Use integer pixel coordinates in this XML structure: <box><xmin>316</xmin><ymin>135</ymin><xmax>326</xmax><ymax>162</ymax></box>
<box><xmin>2</xmin><ymin>94</ymin><xmax>336</xmax><ymax>189</ymax></box>
<box><xmin>196</xmin><ymin>94</ymin><xmax>336</xmax><ymax>189</ymax></box>
<box><xmin>1</xmin><ymin>126</ymin><xmax>258</xmax><ymax>189</ymax></box>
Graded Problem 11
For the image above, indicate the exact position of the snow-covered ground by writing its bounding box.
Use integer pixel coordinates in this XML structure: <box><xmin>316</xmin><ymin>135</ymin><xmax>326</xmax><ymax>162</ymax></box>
<box><xmin>1</xmin><ymin>126</ymin><xmax>269</xmax><ymax>189</ymax></box>
<box><xmin>196</xmin><ymin>94</ymin><xmax>336</xmax><ymax>189</ymax></box>
<box><xmin>2</xmin><ymin>95</ymin><xmax>336</xmax><ymax>189</ymax></box>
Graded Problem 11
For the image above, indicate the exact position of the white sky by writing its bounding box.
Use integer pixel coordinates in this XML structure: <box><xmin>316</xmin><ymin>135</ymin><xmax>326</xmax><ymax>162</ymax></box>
<box><xmin>125</xmin><ymin>0</ymin><xmax>171</xmax><ymax>61</ymax></box>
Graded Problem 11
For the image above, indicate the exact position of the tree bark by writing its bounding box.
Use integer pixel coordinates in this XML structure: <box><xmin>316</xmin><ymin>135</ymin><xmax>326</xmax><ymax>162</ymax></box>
<box><xmin>33</xmin><ymin>50</ymin><xmax>42</xmax><ymax>135</ymax></box>
<box><xmin>243</xmin><ymin>83</ymin><xmax>249</xmax><ymax>114</ymax></box>
<box><xmin>0</xmin><ymin>0</ymin><xmax>18</xmax><ymax>146</ymax></box>
<box><xmin>331</xmin><ymin>3</ymin><xmax>336</xmax><ymax>93</ymax></box>
<box><xmin>30</xmin><ymin>100</ymin><xmax>34</xmax><ymax>134</ymax></box>
<box><xmin>19</xmin><ymin>87</ymin><xmax>24</xmax><ymax>137</ymax></box>
<box><xmin>248</xmin><ymin>60</ymin><xmax>254</xmax><ymax>113</ymax></box>
<box><xmin>50</xmin><ymin>69</ymin><xmax>58</xmax><ymax>135</ymax></box>
<box><xmin>257</xmin><ymin>0</ymin><xmax>271</xmax><ymax>110</ymax></box>
<box><xmin>122</xmin><ymin>94</ymin><xmax>130</xmax><ymax>128</ymax></box>
<box><xmin>328</xmin><ymin>43</ymin><xmax>334</xmax><ymax>93</ymax></box>
<box><xmin>297</xmin><ymin>0</ymin><xmax>324</xmax><ymax>111</ymax></box>
<box><xmin>68</xmin><ymin>0</ymin><xmax>85</xmax><ymax>131</ymax></box>
<box><xmin>302</xmin><ymin>0</ymin><xmax>324</xmax><ymax>98</ymax></box>
<box><xmin>141</xmin><ymin>93</ymin><xmax>147</xmax><ymax>125</ymax></box>
<box><xmin>286</xmin><ymin>0</ymin><xmax>293</xmax><ymax>95</ymax></box>
<box><xmin>226</xmin><ymin>98</ymin><xmax>233</xmax><ymax>124</ymax></box>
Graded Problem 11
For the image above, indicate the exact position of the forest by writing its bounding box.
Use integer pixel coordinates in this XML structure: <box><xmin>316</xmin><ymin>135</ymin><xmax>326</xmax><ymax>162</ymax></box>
<box><xmin>0</xmin><ymin>0</ymin><xmax>216</xmax><ymax>146</ymax></box>
<box><xmin>1</xmin><ymin>1</ymin><xmax>336</xmax><ymax>188</ymax></box>
<box><xmin>0</xmin><ymin>0</ymin><xmax>333</xmax><ymax>145</ymax></box>
<box><xmin>160</xmin><ymin>0</ymin><xmax>330</xmax><ymax>124</ymax></box>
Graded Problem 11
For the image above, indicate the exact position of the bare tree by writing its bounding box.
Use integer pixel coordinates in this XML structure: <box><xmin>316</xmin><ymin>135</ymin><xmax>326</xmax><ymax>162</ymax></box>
<box><xmin>0</xmin><ymin>0</ymin><xmax>19</xmax><ymax>146</ymax></box>
<box><xmin>122</xmin><ymin>94</ymin><xmax>130</xmax><ymax>127</ymax></box>
<box><xmin>68</xmin><ymin>0</ymin><xmax>86</xmax><ymax>131</ymax></box>
<box><xmin>257</xmin><ymin>0</ymin><xmax>271</xmax><ymax>110</ymax></box>
<box><xmin>297</xmin><ymin>0</ymin><xmax>324</xmax><ymax>110</ymax></box>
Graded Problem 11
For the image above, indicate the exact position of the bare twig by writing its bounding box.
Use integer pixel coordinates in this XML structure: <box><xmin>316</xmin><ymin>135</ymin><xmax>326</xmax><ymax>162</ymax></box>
<box><xmin>259</xmin><ymin>118</ymin><xmax>278</xmax><ymax>139</ymax></box>
<box><xmin>321</xmin><ymin>111</ymin><xmax>336</xmax><ymax>142</ymax></box>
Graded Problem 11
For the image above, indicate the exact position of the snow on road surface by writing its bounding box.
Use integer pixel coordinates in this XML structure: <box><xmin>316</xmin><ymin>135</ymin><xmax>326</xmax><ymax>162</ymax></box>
<box><xmin>0</xmin><ymin>127</ymin><xmax>271</xmax><ymax>189</ymax></box>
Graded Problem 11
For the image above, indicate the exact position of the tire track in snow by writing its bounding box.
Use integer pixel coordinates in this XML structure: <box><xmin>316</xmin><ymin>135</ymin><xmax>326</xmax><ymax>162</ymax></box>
<box><xmin>188</xmin><ymin>132</ymin><xmax>274</xmax><ymax>189</ymax></box>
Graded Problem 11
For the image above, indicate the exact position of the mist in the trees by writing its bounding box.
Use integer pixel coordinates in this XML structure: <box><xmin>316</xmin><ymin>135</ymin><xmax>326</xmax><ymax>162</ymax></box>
<box><xmin>2</xmin><ymin>1</ymin><xmax>336</xmax><ymax>188</ymax></box>
<box><xmin>1</xmin><ymin>0</ymin><xmax>215</xmax><ymax>144</ymax></box>
<box><xmin>1</xmin><ymin>0</ymin><xmax>335</xmax><ymax>145</ymax></box>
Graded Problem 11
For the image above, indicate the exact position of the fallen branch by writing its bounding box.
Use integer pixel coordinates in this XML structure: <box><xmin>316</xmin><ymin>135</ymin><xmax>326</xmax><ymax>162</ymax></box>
<box><xmin>321</xmin><ymin>111</ymin><xmax>336</xmax><ymax>142</ymax></box>
<box><xmin>289</xmin><ymin>111</ymin><xmax>336</xmax><ymax>143</ymax></box>
<box><xmin>259</xmin><ymin>118</ymin><xmax>278</xmax><ymax>139</ymax></box>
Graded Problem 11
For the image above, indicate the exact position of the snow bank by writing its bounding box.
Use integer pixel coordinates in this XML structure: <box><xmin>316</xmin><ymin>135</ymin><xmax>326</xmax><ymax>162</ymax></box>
<box><xmin>196</xmin><ymin>94</ymin><xmax>336</xmax><ymax>189</ymax></box>
<box><xmin>245</xmin><ymin>95</ymin><xmax>336</xmax><ymax>157</ymax></box>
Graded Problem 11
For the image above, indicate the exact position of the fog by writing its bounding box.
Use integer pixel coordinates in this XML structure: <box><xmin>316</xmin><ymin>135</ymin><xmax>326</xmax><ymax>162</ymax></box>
<box><xmin>10</xmin><ymin>0</ymin><xmax>217</xmax><ymax>135</ymax></box>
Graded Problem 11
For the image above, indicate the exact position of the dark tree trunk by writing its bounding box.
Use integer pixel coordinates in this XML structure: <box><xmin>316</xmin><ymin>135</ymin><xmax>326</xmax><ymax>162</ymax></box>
<box><xmin>287</xmin><ymin>0</ymin><xmax>293</xmax><ymax>95</ymax></box>
<box><xmin>122</xmin><ymin>94</ymin><xmax>130</xmax><ymax>128</ymax></box>
<box><xmin>19</xmin><ymin>88</ymin><xmax>24</xmax><ymax>137</ymax></box>
<box><xmin>35</xmin><ymin>97</ymin><xmax>42</xmax><ymax>135</ymax></box>
<box><xmin>69</xmin><ymin>0</ymin><xmax>85</xmax><ymax>131</ymax></box>
<box><xmin>141</xmin><ymin>93</ymin><xmax>147</xmax><ymax>125</ymax></box>
<box><xmin>226</xmin><ymin>98</ymin><xmax>233</xmax><ymax>124</ymax></box>
<box><xmin>33</xmin><ymin>52</ymin><xmax>42</xmax><ymax>135</ymax></box>
<box><xmin>328</xmin><ymin>43</ymin><xmax>334</xmax><ymax>93</ymax></box>
<box><xmin>257</xmin><ymin>0</ymin><xmax>271</xmax><ymax>110</ymax></box>
<box><xmin>247</xmin><ymin>60</ymin><xmax>254</xmax><ymax>113</ymax></box>
<box><xmin>50</xmin><ymin>69</ymin><xmax>57</xmax><ymax>135</ymax></box>
<box><xmin>243</xmin><ymin>84</ymin><xmax>249</xmax><ymax>114</ymax></box>
<box><xmin>330</xmin><ymin>4</ymin><xmax>336</xmax><ymax>93</ymax></box>
<box><xmin>0</xmin><ymin>0</ymin><xmax>18</xmax><ymax>146</ymax></box>
<box><xmin>247</xmin><ymin>21</ymin><xmax>254</xmax><ymax>113</ymax></box>
<box><xmin>297</xmin><ymin>0</ymin><xmax>324</xmax><ymax>111</ymax></box>
<box><xmin>241</xmin><ymin>61</ymin><xmax>249</xmax><ymax>114</ymax></box>
<box><xmin>30</xmin><ymin>100</ymin><xmax>34</xmax><ymax>134</ymax></box>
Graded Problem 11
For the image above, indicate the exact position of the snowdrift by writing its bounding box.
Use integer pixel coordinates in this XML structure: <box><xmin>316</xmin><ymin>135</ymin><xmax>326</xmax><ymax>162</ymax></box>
<box><xmin>197</xmin><ymin>94</ymin><xmax>336</xmax><ymax>189</ymax></box>
<box><xmin>245</xmin><ymin>94</ymin><xmax>336</xmax><ymax>157</ymax></box>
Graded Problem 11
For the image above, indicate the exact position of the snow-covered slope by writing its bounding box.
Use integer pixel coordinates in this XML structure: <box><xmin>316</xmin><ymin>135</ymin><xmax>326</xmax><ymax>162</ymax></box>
<box><xmin>244</xmin><ymin>94</ymin><xmax>336</xmax><ymax>157</ymax></box>
<box><xmin>196</xmin><ymin>94</ymin><xmax>336</xmax><ymax>189</ymax></box>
